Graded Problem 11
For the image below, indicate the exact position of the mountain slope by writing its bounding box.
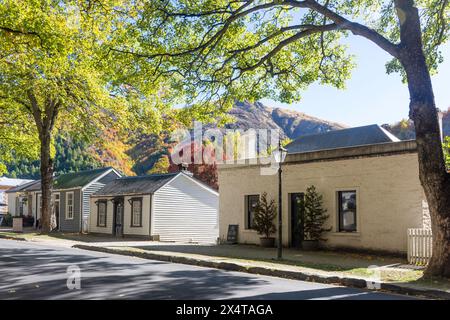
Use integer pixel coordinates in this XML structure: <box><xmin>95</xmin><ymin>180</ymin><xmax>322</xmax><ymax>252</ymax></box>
<box><xmin>127</xmin><ymin>101</ymin><xmax>348</xmax><ymax>175</ymax></box>
<box><xmin>220</xmin><ymin>101</ymin><xmax>347</xmax><ymax>139</ymax></box>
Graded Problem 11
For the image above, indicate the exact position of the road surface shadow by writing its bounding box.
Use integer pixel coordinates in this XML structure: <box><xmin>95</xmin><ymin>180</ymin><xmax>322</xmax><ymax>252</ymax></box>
<box><xmin>0</xmin><ymin>246</ymin><xmax>266</xmax><ymax>299</ymax></box>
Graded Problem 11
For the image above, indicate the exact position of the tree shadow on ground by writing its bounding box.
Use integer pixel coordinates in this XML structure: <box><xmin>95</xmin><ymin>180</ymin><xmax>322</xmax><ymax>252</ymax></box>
<box><xmin>0</xmin><ymin>243</ymin><xmax>417</xmax><ymax>300</ymax></box>
<box><xmin>0</xmin><ymin>246</ymin><xmax>267</xmax><ymax>300</ymax></box>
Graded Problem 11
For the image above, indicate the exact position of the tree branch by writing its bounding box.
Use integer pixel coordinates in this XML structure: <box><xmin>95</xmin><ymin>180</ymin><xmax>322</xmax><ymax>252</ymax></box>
<box><xmin>26</xmin><ymin>89</ymin><xmax>43</xmax><ymax>136</ymax></box>
<box><xmin>285</xmin><ymin>0</ymin><xmax>401</xmax><ymax>58</ymax></box>
<box><xmin>234</xmin><ymin>23</ymin><xmax>339</xmax><ymax>74</ymax></box>
<box><xmin>111</xmin><ymin>1</ymin><xmax>280</xmax><ymax>59</ymax></box>
<box><xmin>0</xmin><ymin>26</ymin><xmax>45</xmax><ymax>47</ymax></box>
<box><xmin>229</xmin><ymin>24</ymin><xmax>327</xmax><ymax>54</ymax></box>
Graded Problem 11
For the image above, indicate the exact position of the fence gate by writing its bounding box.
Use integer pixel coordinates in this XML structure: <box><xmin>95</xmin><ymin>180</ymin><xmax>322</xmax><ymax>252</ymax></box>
<box><xmin>407</xmin><ymin>228</ymin><xmax>433</xmax><ymax>265</ymax></box>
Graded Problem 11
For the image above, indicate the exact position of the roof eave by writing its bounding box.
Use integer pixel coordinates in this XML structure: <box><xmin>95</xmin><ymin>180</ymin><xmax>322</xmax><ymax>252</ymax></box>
<box><xmin>92</xmin><ymin>192</ymin><xmax>154</xmax><ymax>197</ymax></box>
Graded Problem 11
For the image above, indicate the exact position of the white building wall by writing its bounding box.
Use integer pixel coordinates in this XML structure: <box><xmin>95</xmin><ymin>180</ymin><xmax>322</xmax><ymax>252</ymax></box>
<box><xmin>152</xmin><ymin>174</ymin><xmax>219</xmax><ymax>244</ymax></box>
<box><xmin>81</xmin><ymin>182</ymin><xmax>106</xmax><ymax>232</ymax></box>
<box><xmin>89</xmin><ymin>197</ymin><xmax>114</xmax><ymax>234</ymax></box>
<box><xmin>122</xmin><ymin>195</ymin><xmax>151</xmax><ymax>236</ymax></box>
<box><xmin>7</xmin><ymin>193</ymin><xmax>16</xmax><ymax>215</ymax></box>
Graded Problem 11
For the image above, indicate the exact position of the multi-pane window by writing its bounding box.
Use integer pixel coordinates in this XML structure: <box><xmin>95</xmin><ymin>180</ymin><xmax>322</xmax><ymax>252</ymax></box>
<box><xmin>66</xmin><ymin>192</ymin><xmax>74</xmax><ymax>219</ymax></box>
<box><xmin>338</xmin><ymin>191</ymin><xmax>357</xmax><ymax>232</ymax></box>
<box><xmin>246</xmin><ymin>195</ymin><xmax>259</xmax><ymax>230</ymax></box>
<box><xmin>131</xmin><ymin>198</ymin><xmax>142</xmax><ymax>227</ymax></box>
<box><xmin>97</xmin><ymin>201</ymin><xmax>107</xmax><ymax>227</ymax></box>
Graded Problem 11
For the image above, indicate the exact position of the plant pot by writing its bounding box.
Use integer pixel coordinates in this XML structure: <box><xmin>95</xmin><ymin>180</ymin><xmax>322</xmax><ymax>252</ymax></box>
<box><xmin>301</xmin><ymin>240</ymin><xmax>319</xmax><ymax>251</ymax></box>
<box><xmin>260</xmin><ymin>237</ymin><xmax>275</xmax><ymax>248</ymax></box>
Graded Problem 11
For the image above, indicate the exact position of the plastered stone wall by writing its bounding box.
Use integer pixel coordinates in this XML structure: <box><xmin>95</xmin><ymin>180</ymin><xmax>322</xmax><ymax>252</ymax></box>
<box><xmin>219</xmin><ymin>152</ymin><xmax>425</xmax><ymax>254</ymax></box>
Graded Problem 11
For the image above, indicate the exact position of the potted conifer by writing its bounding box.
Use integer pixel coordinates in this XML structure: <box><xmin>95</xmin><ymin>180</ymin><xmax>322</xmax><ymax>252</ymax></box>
<box><xmin>254</xmin><ymin>192</ymin><xmax>277</xmax><ymax>247</ymax></box>
<box><xmin>300</xmin><ymin>185</ymin><xmax>331</xmax><ymax>250</ymax></box>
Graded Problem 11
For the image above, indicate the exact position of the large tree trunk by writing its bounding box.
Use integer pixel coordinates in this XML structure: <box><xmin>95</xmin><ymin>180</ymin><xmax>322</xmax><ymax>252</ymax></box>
<box><xmin>27</xmin><ymin>90</ymin><xmax>58</xmax><ymax>234</ymax></box>
<box><xmin>39</xmin><ymin>131</ymin><xmax>53</xmax><ymax>233</ymax></box>
<box><xmin>396</xmin><ymin>0</ymin><xmax>450</xmax><ymax>277</ymax></box>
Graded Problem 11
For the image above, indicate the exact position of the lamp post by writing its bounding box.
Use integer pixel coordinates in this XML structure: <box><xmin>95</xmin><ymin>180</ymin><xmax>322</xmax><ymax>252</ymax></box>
<box><xmin>273</xmin><ymin>140</ymin><xmax>287</xmax><ymax>260</ymax></box>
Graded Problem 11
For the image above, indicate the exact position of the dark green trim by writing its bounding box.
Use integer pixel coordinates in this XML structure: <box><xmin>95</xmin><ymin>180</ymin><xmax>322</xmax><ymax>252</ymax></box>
<box><xmin>96</xmin><ymin>199</ymin><xmax>108</xmax><ymax>227</ymax></box>
<box><xmin>338</xmin><ymin>190</ymin><xmax>357</xmax><ymax>232</ymax></box>
<box><xmin>245</xmin><ymin>194</ymin><xmax>259</xmax><ymax>230</ymax></box>
<box><xmin>130</xmin><ymin>197</ymin><xmax>143</xmax><ymax>228</ymax></box>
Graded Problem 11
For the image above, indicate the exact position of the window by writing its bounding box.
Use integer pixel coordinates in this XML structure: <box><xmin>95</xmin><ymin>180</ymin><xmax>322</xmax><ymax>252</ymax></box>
<box><xmin>245</xmin><ymin>195</ymin><xmax>259</xmax><ymax>230</ymax></box>
<box><xmin>19</xmin><ymin>198</ymin><xmax>24</xmax><ymax>216</ymax></box>
<box><xmin>66</xmin><ymin>192</ymin><xmax>74</xmax><ymax>219</ymax></box>
<box><xmin>131</xmin><ymin>198</ymin><xmax>142</xmax><ymax>227</ymax></box>
<box><xmin>338</xmin><ymin>191</ymin><xmax>357</xmax><ymax>232</ymax></box>
<box><xmin>97</xmin><ymin>200</ymin><xmax>107</xmax><ymax>227</ymax></box>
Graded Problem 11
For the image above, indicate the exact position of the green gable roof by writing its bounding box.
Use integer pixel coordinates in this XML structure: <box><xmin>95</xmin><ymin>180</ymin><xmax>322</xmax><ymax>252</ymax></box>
<box><xmin>53</xmin><ymin>167</ymin><xmax>113</xmax><ymax>190</ymax></box>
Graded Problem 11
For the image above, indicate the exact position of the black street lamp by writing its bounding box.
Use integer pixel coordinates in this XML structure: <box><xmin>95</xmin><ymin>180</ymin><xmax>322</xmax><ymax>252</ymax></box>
<box><xmin>273</xmin><ymin>140</ymin><xmax>287</xmax><ymax>260</ymax></box>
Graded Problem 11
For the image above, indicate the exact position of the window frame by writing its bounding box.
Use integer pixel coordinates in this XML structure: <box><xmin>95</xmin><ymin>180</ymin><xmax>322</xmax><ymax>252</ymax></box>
<box><xmin>245</xmin><ymin>194</ymin><xmax>260</xmax><ymax>230</ymax></box>
<box><xmin>130</xmin><ymin>197</ymin><xmax>143</xmax><ymax>228</ymax></box>
<box><xmin>96</xmin><ymin>200</ymin><xmax>108</xmax><ymax>227</ymax></box>
<box><xmin>337</xmin><ymin>190</ymin><xmax>357</xmax><ymax>232</ymax></box>
<box><xmin>66</xmin><ymin>191</ymin><xmax>74</xmax><ymax>220</ymax></box>
<box><xmin>19</xmin><ymin>197</ymin><xmax>25</xmax><ymax>216</ymax></box>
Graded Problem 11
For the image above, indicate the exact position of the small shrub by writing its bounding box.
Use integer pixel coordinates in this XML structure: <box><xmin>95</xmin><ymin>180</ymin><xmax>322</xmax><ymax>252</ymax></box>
<box><xmin>300</xmin><ymin>185</ymin><xmax>331</xmax><ymax>241</ymax></box>
<box><xmin>253</xmin><ymin>192</ymin><xmax>277</xmax><ymax>238</ymax></box>
<box><xmin>1</xmin><ymin>213</ymin><xmax>13</xmax><ymax>227</ymax></box>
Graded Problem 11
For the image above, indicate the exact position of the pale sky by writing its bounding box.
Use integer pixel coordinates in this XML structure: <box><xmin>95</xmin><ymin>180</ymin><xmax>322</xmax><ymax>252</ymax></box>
<box><xmin>262</xmin><ymin>38</ymin><xmax>450</xmax><ymax>127</ymax></box>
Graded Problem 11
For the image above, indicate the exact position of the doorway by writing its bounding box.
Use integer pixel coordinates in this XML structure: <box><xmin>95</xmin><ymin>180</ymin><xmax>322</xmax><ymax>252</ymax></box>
<box><xmin>290</xmin><ymin>193</ymin><xmax>304</xmax><ymax>248</ymax></box>
<box><xmin>53</xmin><ymin>193</ymin><xmax>60</xmax><ymax>230</ymax></box>
<box><xmin>113</xmin><ymin>198</ymin><xmax>124</xmax><ymax>237</ymax></box>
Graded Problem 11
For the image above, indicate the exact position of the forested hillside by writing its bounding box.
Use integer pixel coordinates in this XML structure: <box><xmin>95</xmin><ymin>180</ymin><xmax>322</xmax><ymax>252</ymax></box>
<box><xmin>6</xmin><ymin>135</ymin><xmax>101</xmax><ymax>179</ymax></box>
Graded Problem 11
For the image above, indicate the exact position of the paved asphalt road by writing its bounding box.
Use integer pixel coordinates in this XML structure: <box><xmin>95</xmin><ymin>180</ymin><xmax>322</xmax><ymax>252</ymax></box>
<box><xmin>0</xmin><ymin>239</ymin><xmax>415</xmax><ymax>300</ymax></box>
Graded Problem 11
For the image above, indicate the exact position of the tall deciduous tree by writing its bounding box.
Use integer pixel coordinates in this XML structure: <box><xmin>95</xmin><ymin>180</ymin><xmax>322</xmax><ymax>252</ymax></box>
<box><xmin>0</xmin><ymin>0</ymin><xmax>169</xmax><ymax>232</ymax></box>
<box><xmin>115</xmin><ymin>0</ymin><xmax>450</xmax><ymax>277</ymax></box>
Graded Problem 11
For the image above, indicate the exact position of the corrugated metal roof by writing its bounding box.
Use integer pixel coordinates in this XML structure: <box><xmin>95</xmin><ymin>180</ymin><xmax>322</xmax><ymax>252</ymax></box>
<box><xmin>53</xmin><ymin>167</ymin><xmax>112</xmax><ymax>190</ymax></box>
<box><xmin>285</xmin><ymin>124</ymin><xmax>401</xmax><ymax>154</ymax></box>
<box><xmin>93</xmin><ymin>173</ymin><xmax>179</xmax><ymax>196</ymax></box>
<box><xmin>5</xmin><ymin>180</ymin><xmax>40</xmax><ymax>193</ymax></box>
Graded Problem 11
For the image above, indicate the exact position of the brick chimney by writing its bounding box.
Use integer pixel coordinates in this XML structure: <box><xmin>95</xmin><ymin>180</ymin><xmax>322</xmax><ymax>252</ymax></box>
<box><xmin>179</xmin><ymin>162</ymin><xmax>193</xmax><ymax>176</ymax></box>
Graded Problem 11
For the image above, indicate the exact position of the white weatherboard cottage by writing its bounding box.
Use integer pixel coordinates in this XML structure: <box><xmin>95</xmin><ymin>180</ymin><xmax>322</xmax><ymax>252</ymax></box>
<box><xmin>89</xmin><ymin>172</ymin><xmax>219</xmax><ymax>244</ymax></box>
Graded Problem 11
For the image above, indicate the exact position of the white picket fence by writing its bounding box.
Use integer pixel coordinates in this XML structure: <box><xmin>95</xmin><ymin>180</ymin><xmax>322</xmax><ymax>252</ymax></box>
<box><xmin>407</xmin><ymin>228</ymin><xmax>433</xmax><ymax>265</ymax></box>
